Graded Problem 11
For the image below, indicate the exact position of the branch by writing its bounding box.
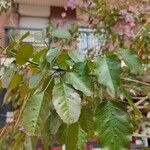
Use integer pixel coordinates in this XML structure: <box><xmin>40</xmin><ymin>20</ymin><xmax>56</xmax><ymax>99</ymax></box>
<box><xmin>134</xmin><ymin>96</ymin><xmax>148</xmax><ymax>106</ymax></box>
<box><xmin>0</xmin><ymin>46</ymin><xmax>6</xmax><ymax>51</ymax></box>
<box><xmin>133</xmin><ymin>133</ymin><xmax>150</xmax><ymax>138</ymax></box>
<box><xmin>5</xmin><ymin>50</ymin><xmax>150</xmax><ymax>87</ymax></box>
<box><xmin>122</xmin><ymin>78</ymin><xmax>150</xmax><ymax>86</ymax></box>
<box><xmin>128</xmin><ymin>96</ymin><xmax>148</xmax><ymax>112</ymax></box>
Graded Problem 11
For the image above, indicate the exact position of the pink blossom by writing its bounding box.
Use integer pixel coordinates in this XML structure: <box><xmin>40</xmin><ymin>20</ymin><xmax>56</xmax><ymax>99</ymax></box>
<box><xmin>106</xmin><ymin>42</ymin><xmax>114</xmax><ymax>51</ymax></box>
<box><xmin>129</xmin><ymin>6</ymin><xmax>138</xmax><ymax>13</ymax></box>
<box><xmin>83</xmin><ymin>15</ymin><xmax>92</xmax><ymax>28</ymax></box>
<box><xmin>61</xmin><ymin>12</ymin><xmax>66</xmax><ymax>18</ymax></box>
<box><xmin>64</xmin><ymin>6</ymin><xmax>68</xmax><ymax>11</ymax></box>
<box><xmin>125</xmin><ymin>15</ymin><xmax>135</xmax><ymax>23</ymax></box>
<box><xmin>129</xmin><ymin>22</ymin><xmax>135</xmax><ymax>27</ymax></box>
<box><xmin>145</xmin><ymin>6</ymin><xmax>150</xmax><ymax>12</ymax></box>
<box><xmin>120</xmin><ymin>9</ymin><xmax>127</xmax><ymax>16</ymax></box>
<box><xmin>125</xmin><ymin>15</ymin><xmax>135</xmax><ymax>27</ymax></box>
<box><xmin>114</xmin><ymin>23</ymin><xmax>124</xmax><ymax>35</ymax></box>
<box><xmin>81</xmin><ymin>0</ymin><xmax>92</xmax><ymax>8</ymax></box>
<box><xmin>124</xmin><ymin>25</ymin><xmax>135</xmax><ymax>37</ymax></box>
<box><xmin>106</xmin><ymin>42</ymin><xmax>117</xmax><ymax>51</ymax></box>
<box><xmin>67</xmin><ymin>0</ymin><xmax>77</xmax><ymax>10</ymax></box>
<box><xmin>83</xmin><ymin>15</ymin><xmax>89</xmax><ymax>23</ymax></box>
<box><xmin>19</xmin><ymin>125</ymin><xmax>25</xmax><ymax>132</ymax></box>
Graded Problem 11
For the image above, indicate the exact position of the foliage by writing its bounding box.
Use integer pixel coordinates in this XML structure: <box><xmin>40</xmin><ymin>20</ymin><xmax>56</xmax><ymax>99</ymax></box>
<box><xmin>95</xmin><ymin>101</ymin><xmax>133</xmax><ymax>150</ymax></box>
<box><xmin>0</xmin><ymin>0</ymin><xmax>150</xmax><ymax>149</ymax></box>
<box><xmin>0</xmin><ymin>0</ymin><xmax>11</xmax><ymax>14</ymax></box>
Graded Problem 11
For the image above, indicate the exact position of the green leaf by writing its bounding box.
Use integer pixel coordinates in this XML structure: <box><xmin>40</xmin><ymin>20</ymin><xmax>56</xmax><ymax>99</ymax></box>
<box><xmin>120</xmin><ymin>49</ymin><xmax>143</xmax><ymax>73</ymax></box>
<box><xmin>16</xmin><ymin>44</ymin><xmax>34</xmax><ymax>65</ymax></box>
<box><xmin>77</xmin><ymin>127</ymin><xmax>87</xmax><ymax>150</ymax></box>
<box><xmin>79</xmin><ymin>105</ymin><xmax>94</xmax><ymax>137</ymax></box>
<box><xmin>95</xmin><ymin>101</ymin><xmax>133</xmax><ymax>150</ymax></box>
<box><xmin>11</xmin><ymin>133</ymin><xmax>25</xmax><ymax>150</ymax></box>
<box><xmin>24</xmin><ymin>136</ymin><xmax>33</xmax><ymax>150</ymax></box>
<box><xmin>19</xmin><ymin>31</ymin><xmax>30</xmax><ymax>42</ymax></box>
<box><xmin>68</xmin><ymin>50</ymin><xmax>86</xmax><ymax>63</ymax></box>
<box><xmin>50</xmin><ymin>111</ymin><xmax>62</xmax><ymax>135</ymax></box>
<box><xmin>29</xmin><ymin>71</ymin><xmax>45</xmax><ymax>89</ymax></box>
<box><xmin>94</xmin><ymin>54</ymin><xmax>121</xmax><ymax>96</ymax></box>
<box><xmin>51</xmin><ymin>29</ymin><xmax>71</xmax><ymax>39</ymax></box>
<box><xmin>9</xmin><ymin>73</ymin><xmax>21</xmax><ymax>89</ymax></box>
<box><xmin>41</xmin><ymin>116</ymin><xmax>53</xmax><ymax>146</ymax></box>
<box><xmin>60</xmin><ymin>123</ymin><xmax>79</xmax><ymax>150</ymax></box>
<box><xmin>56</xmin><ymin>51</ymin><xmax>70</xmax><ymax>69</ymax></box>
<box><xmin>6</xmin><ymin>40</ymin><xmax>17</xmax><ymax>52</ymax></box>
<box><xmin>2</xmin><ymin>68</ymin><xmax>16</xmax><ymax>88</ymax></box>
<box><xmin>73</xmin><ymin>61</ymin><xmax>88</xmax><ymax>74</ymax></box>
<box><xmin>21</xmin><ymin>92</ymin><xmax>50</xmax><ymax>136</ymax></box>
<box><xmin>66</xmin><ymin>72</ymin><xmax>93</xmax><ymax>96</ymax></box>
<box><xmin>33</xmin><ymin>49</ymin><xmax>47</xmax><ymax>63</ymax></box>
<box><xmin>52</xmin><ymin>83</ymin><xmax>81</xmax><ymax>124</ymax></box>
<box><xmin>46</xmin><ymin>48</ymin><xmax>60</xmax><ymax>65</ymax></box>
<box><xmin>19</xmin><ymin>82</ymin><xmax>28</xmax><ymax>101</ymax></box>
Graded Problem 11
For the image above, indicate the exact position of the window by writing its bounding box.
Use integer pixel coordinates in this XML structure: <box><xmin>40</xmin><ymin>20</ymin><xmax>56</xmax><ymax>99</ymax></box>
<box><xmin>78</xmin><ymin>28</ymin><xmax>105</xmax><ymax>57</ymax></box>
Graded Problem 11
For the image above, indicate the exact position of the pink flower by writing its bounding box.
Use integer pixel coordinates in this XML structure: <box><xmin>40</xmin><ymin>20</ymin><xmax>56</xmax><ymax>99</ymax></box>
<box><xmin>67</xmin><ymin>0</ymin><xmax>77</xmax><ymax>10</ymax></box>
<box><xmin>125</xmin><ymin>15</ymin><xmax>135</xmax><ymax>27</ymax></box>
<box><xmin>106</xmin><ymin>42</ymin><xmax>117</xmax><ymax>51</ymax></box>
<box><xmin>125</xmin><ymin>15</ymin><xmax>135</xmax><ymax>23</ymax></box>
<box><xmin>83</xmin><ymin>15</ymin><xmax>89</xmax><ymax>23</ymax></box>
<box><xmin>81</xmin><ymin>0</ymin><xmax>92</xmax><ymax>8</ymax></box>
<box><xmin>61</xmin><ymin>12</ymin><xmax>66</xmax><ymax>18</ymax></box>
<box><xmin>114</xmin><ymin>23</ymin><xmax>124</xmax><ymax>35</ymax></box>
<box><xmin>129</xmin><ymin>22</ymin><xmax>135</xmax><ymax>27</ymax></box>
<box><xmin>129</xmin><ymin>6</ymin><xmax>138</xmax><ymax>13</ymax></box>
<box><xmin>64</xmin><ymin>6</ymin><xmax>68</xmax><ymax>11</ymax></box>
<box><xmin>83</xmin><ymin>15</ymin><xmax>92</xmax><ymax>28</ymax></box>
<box><xmin>19</xmin><ymin>125</ymin><xmax>25</xmax><ymax>132</ymax></box>
<box><xmin>124</xmin><ymin>25</ymin><xmax>135</xmax><ymax>37</ymax></box>
<box><xmin>120</xmin><ymin>9</ymin><xmax>127</xmax><ymax>15</ymax></box>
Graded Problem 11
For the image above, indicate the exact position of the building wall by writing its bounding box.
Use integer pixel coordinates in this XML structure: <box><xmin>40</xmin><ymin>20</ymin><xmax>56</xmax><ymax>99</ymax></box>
<box><xmin>0</xmin><ymin>11</ymin><xmax>19</xmax><ymax>47</ymax></box>
<box><xmin>0</xmin><ymin>12</ymin><xmax>10</xmax><ymax>47</ymax></box>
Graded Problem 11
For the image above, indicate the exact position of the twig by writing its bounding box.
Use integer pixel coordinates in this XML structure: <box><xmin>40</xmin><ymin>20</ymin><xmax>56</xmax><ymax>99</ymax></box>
<box><xmin>128</xmin><ymin>96</ymin><xmax>148</xmax><ymax>112</ymax></box>
<box><xmin>134</xmin><ymin>18</ymin><xmax>150</xmax><ymax>39</ymax></box>
<box><xmin>122</xmin><ymin>78</ymin><xmax>150</xmax><ymax>86</ymax></box>
<box><xmin>135</xmin><ymin>96</ymin><xmax>148</xmax><ymax>106</ymax></box>
<box><xmin>0</xmin><ymin>124</ymin><xmax>9</xmax><ymax>138</ymax></box>
<box><xmin>0</xmin><ymin>46</ymin><xmax>6</xmax><ymax>51</ymax></box>
<box><xmin>133</xmin><ymin>133</ymin><xmax>150</xmax><ymax>138</ymax></box>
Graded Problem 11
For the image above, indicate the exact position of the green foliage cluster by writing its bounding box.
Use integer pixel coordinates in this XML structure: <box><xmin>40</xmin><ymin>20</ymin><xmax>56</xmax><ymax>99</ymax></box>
<box><xmin>0</xmin><ymin>0</ymin><xmax>150</xmax><ymax>149</ymax></box>
<box><xmin>0</xmin><ymin>28</ymin><xmax>149</xmax><ymax>150</ymax></box>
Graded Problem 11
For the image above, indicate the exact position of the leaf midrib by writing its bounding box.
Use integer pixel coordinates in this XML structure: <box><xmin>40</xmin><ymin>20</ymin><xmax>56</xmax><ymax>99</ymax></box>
<box><xmin>62</xmin><ymin>84</ymin><xmax>73</xmax><ymax>122</ymax></box>
<box><xmin>32</xmin><ymin>93</ymin><xmax>45</xmax><ymax>135</ymax></box>
<box><xmin>103</xmin><ymin>57</ymin><xmax>115</xmax><ymax>92</ymax></box>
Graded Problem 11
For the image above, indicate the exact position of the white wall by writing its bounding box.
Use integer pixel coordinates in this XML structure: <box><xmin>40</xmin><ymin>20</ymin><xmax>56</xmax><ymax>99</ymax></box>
<box><xmin>19</xmin><ymin>16</ymin><xmax>49</xmax><ymax>29</ymax></box>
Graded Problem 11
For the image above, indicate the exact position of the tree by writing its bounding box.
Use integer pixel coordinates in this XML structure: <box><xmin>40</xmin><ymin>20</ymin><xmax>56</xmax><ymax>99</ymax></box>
<box><xmin>0</xmin><ymin>0</ymin><xmax>149</xmax><ymax>149</ymax></box>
